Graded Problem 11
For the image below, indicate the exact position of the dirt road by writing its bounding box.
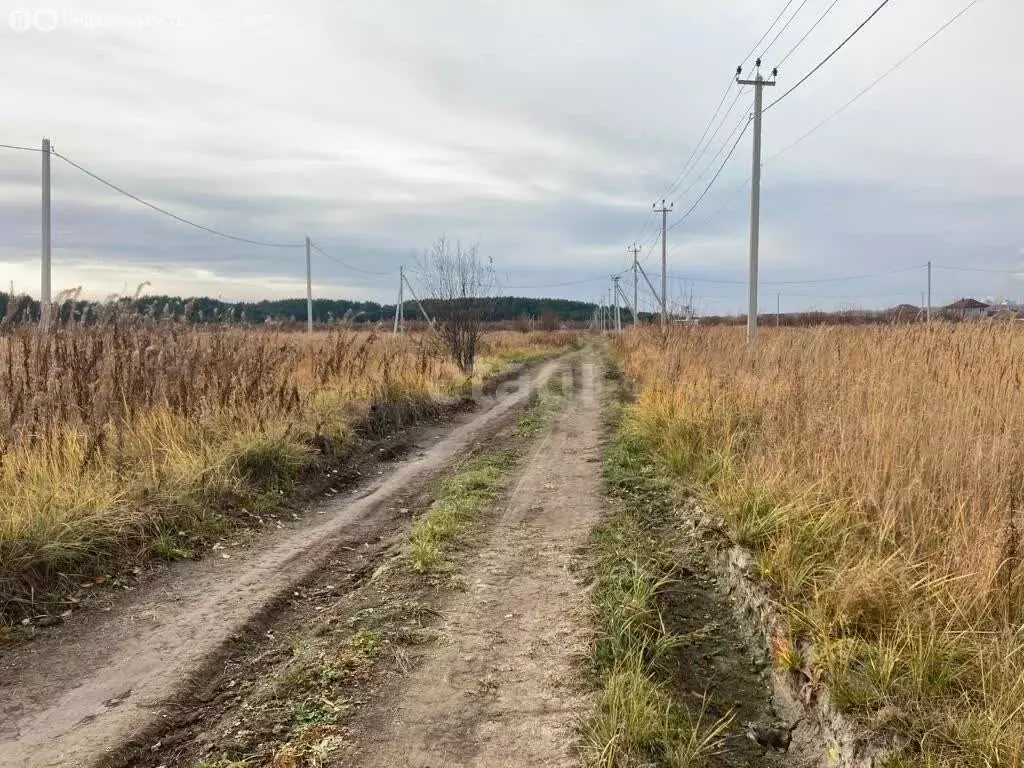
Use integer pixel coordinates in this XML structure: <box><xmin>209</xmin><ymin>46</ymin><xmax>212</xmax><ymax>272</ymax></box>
<box><xmin>347</xmin><ymin>357</ymin><xmax>604</xmax><ymax>767</ymax></box>
<box><xmin>0</xmin><ymin>359</ymin><xmax>563</xmax><ymax>768</ymax></box>
<box><xmin>4</xmin><ymin>348</ymin><xmax>815</xmax><ymax>768</ymax></box>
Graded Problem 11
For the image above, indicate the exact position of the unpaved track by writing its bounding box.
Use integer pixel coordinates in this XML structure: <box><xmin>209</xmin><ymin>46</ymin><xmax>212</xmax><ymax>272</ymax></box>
<box><xmin>348</xmin><ymin>356</ymin><xmax>604</xmax><ymax>768</ymax></box>
<box><xmin>0</xmin><ymin>359</ymin><xmax>563</xmax><ymax>768</ymax></box>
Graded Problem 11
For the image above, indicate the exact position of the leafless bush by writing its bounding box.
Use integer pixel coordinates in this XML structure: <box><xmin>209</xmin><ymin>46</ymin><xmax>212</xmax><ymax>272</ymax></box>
<box><xmin>417</xmin><ymin>236</ymin><xmax>496</xmax><ymax>373</ymax></box>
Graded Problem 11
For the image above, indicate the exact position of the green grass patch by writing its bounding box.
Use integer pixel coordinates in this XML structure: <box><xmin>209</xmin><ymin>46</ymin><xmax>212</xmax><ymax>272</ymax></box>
<box><xmin>150</xmin><ymin>531</ymin><xmax>193</xmax><ymax>561</ymax></box>
<box><xmin>516</xmin><ymin>369</ymin><xmax>570</xmax><ymax>437</ymax></box>
<box><xmin>409</xmin><ymin>449</ymin><xmax>520</xmax><ymax>573</ymax></box>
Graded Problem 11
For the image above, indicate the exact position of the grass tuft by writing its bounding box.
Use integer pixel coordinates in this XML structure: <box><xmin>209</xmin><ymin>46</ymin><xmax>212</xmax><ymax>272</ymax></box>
<box><xmin>409</xmin><ymin>450</ymin><xmax>520</xmax><ymax>574</ymax></box>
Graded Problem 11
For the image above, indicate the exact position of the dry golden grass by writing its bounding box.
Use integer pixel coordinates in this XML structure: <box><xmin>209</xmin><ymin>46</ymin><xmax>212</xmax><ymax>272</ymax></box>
<box><xmin>0</xmin><ymin>314</ymin><xmax>576</xmax><ymax>619</ymax></box>
<box><xmin>617</xmin><ymin>323</ymin><xmax>1024</xmax><ymax>767</ymax></box>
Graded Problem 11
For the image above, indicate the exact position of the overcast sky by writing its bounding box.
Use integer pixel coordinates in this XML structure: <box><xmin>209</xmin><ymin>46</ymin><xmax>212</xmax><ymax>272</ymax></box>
<box><xmin>0</xmin><ymin>0</ymin><xmax>1020</xmax><ymax>314</ymax></box>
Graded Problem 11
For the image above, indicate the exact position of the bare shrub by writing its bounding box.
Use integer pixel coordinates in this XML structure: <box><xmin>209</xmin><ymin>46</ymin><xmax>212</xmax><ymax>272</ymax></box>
<box><xmin>416</xmin><ymin>236</ymin><xmax>495</xmax><ymax>373</ymax></box>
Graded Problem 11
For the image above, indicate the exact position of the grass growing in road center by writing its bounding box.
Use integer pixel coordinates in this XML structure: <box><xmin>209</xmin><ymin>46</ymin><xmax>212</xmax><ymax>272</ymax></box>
<box><xmin>409</xmin><ymin>449</ymin><xmax>521</xmax><ymax>573</ymax></box>
<box><xmin>410</xmin><ymin>365</ymin><xmax>573</xmax><ymax>574</ymax></box>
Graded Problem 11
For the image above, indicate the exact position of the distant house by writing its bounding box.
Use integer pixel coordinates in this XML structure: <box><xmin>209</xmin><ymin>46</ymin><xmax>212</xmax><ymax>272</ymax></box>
<box><xmin>890</xmin><ymin>303</ymin><xmax>922</xmax><ymax>316</ymax></box>
<box><xmin>946</xmin><ymin>297</ymin><xmax>990</xmax><ymax>320</ymax></box>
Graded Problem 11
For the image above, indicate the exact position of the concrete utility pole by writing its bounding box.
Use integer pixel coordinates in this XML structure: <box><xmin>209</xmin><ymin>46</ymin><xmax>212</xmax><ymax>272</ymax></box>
<box><xmin>653</xmin><ymin>200</ymin><xmax>673</xmax><ymax>326</ymax></box>
<box><xmin>776</xmin><ymin>291</ymin><xmax>781</xmax><ymax>327</ymax></box>
<box><xmin>305</xmin><ymin>236</ymin><xmax>313</xmax><ymax>334</ymax></box>
<box><xmin>737</xmin><ymin>61</ymin><xmax>777</xmax><ymax>342</ymax></box>
<box><xmin>628</xmin><ymin>244</ymin><xmax>641</xmax><ymax>326</ymax></box>
<box><xmin>41</xmin><ymin>138</ymin><xmax>52</xmax><ymax>329</ymax></box>
<box><xmin>393</xmin><ymin>266</ymin><xmax>404</xmax><ymax>334</ymax></box>
<box><xmin>926</xmin><ymin>261</ymin><xmax>932</xmax><ymax>325</ymax></box>
<box><xmin>615</xmin><ymin>277</ymin><xmax>636</xmax><ymax>332</ymax></box>
<box><xmin>612</xmin><ymin>276</ymin><xmax>622</xmax><ymax>332</ymax></box>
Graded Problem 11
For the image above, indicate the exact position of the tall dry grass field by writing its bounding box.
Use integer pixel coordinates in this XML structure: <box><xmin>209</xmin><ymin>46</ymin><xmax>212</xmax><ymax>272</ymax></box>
<box><xmin>0</xmin><ymin>311</ymin><xmax>574</xmax><ymax>620</ymax></box>
<box><xmin>618</xmin><ymin>324</ymin><xmax>1024</xmax><ymax>766</ymax></box>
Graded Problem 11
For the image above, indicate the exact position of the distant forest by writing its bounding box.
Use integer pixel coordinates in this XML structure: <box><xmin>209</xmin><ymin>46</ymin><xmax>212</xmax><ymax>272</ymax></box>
<box><xmin>0</xmin><ymin>292</ymin><xmax>649</xmax><ymax>326</ymax></box>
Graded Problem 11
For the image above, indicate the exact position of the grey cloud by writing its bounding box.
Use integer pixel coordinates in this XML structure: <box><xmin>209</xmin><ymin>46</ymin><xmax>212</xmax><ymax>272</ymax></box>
<box><xmin>0</xmin><ymin>0</ymin><xmax>1021</xmax><ymax>312</ymax></box>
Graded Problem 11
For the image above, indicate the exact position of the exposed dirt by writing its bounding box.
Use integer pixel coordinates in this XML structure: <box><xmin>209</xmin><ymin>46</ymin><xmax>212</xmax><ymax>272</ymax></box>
<box><xmin>345</xmin><ymin>356</ymin><xmax>603</xmax><ymax>768</ymax></box>
<box><xmin>662</xmin><ymin>536</ymin><xmax>821</xmax><ymax>767</ymax></box>
<box><xmin>0</xmin><ymin>358</ymin><xmax>563</xmax><ymax>768</ymax></box>
<box><xmin>105</xmin><ymin>354</ymin><xmax>601</xmax><ymax>768</ymax></box>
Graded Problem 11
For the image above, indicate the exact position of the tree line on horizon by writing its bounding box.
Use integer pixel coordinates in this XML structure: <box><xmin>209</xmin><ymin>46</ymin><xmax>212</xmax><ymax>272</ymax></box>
<box><xmin>0</xmin><ymin>292</ymin><xmax>644</xmax><ymax>327</ymax></box>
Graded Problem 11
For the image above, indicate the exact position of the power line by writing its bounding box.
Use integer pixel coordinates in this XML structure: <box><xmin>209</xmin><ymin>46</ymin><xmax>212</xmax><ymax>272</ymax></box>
<box><xmin>754</xmin><ymin>264</ymin><xmax>926</xmax><ymax>285</ymax></box>
<box><xmin>765</xmin><ymin>0</ymin><xmax>893</xmax><ymax>113</ymax></box>
<box><xmin>765</xmin><ymin>0</ymin><xmax>986</xmax><ymax>164</ymax></box>
<box><xmin>645</xmin><ymin>263</ymin><xmax>924</xmax><ymax>285</ymax></box>
<box><xmin>669</xmin><ymin>277</ymin><xmax>919</xmax><ymax>301</ymax></box>
<box><xmin>668</xmin><ymin>113</ymin><xmax>752</xmax><ymax>232</ymax></box>
<box><xmin>684</xmin><ymin>0</ymin><xmax>984</xmax><ymax>225</ymax></box>
<box><xmin>671</xmin><ymin>89</ymin><xmax>753</xmax><ymax>207</ymax></box>
<box><xmin>0</xmin><ymin>143</ymin><xmax>43</xmax><ymax>153</ymax></box>
<box><xmin>309</xmin><ymin>243</ymin><xmax>397</xmax><ymax>276</ymax></box>
<box><xmin>777</xmin><ymin>0</ymin><xmax>843</xmax><ymax>67</ymax></box>
<box><xmin>670</xmin><ymin>87</ymin><xmax>749</xmax><ymax>207</ymax></box>
<box><xmin>662</xmin><ymin>77</ymin><xmax>737</xmax><ymax>200</ymax></box>
<box><xmin>692</xmin><ymin>176</ymin><xmax>751</xmax><ymax>231</ymax></box>
<box><xmin>933</xmin><ymin>264</ymin><xmax>1023</xmax><ymax>275</ymax></box>
<box><xmin>780</xmin><ymin>290</ymin><xmax>923</xmax><ymax>299</ymax></box>
<box><xmin>630</xmin><ymin>0</ymin><xmax>819</xmax><ymax>261</ymax></box>
<box><xmin>741</xmin><ymin>0</ymin><xmax>799</xmax><ymax>69</ymax></box>
<box><xmin>53</xmin><ymin>150</ymin><xmax>305</xmax><ymax>249</ymax></box>
<box><xmin>633</xmin><ymin>208</ymin><xmax>656</xmax><ymax>250</ymax></box>
<box><xmin>501</xmin><ymin>271</ymin><xmax>629</xmax><ymax>291</ymax></box>
<box><xmin>761</xmin><ymin>0</ymin><xmax>814</xmax><ymax>59</ymax></box>
<box><xmin>640</xmin><ymin>0</ymin><xmax>806</xmax><ymax>251</ymax></box>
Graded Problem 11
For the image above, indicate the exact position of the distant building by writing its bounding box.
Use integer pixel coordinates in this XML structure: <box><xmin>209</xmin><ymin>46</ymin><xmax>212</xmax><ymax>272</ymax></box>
<box><xmin>986</xmin><ymin>300</ymin><xmax>1024</xmax><ymax>318</ymax></box>
<box><xmin>888</xmin><ymin>303</ymin><xmax>923</xmax><ymax>319</ymax></box>
<box><xmin>946</xmin><ymin>297</ymin><xmax>990</xmax><ymax>319</ymax></box>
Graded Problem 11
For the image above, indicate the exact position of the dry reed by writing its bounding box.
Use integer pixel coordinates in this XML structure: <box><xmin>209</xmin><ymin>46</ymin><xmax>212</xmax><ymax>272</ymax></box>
<box><xmin>0</xmin><ymin>305</ymin><xmax>575</xmax><ymax>619</ymax></box>
<box><xmin>618</xmin><ymin>323</ymin><xmax>1024</xmax><ymax>767</ymax></box>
